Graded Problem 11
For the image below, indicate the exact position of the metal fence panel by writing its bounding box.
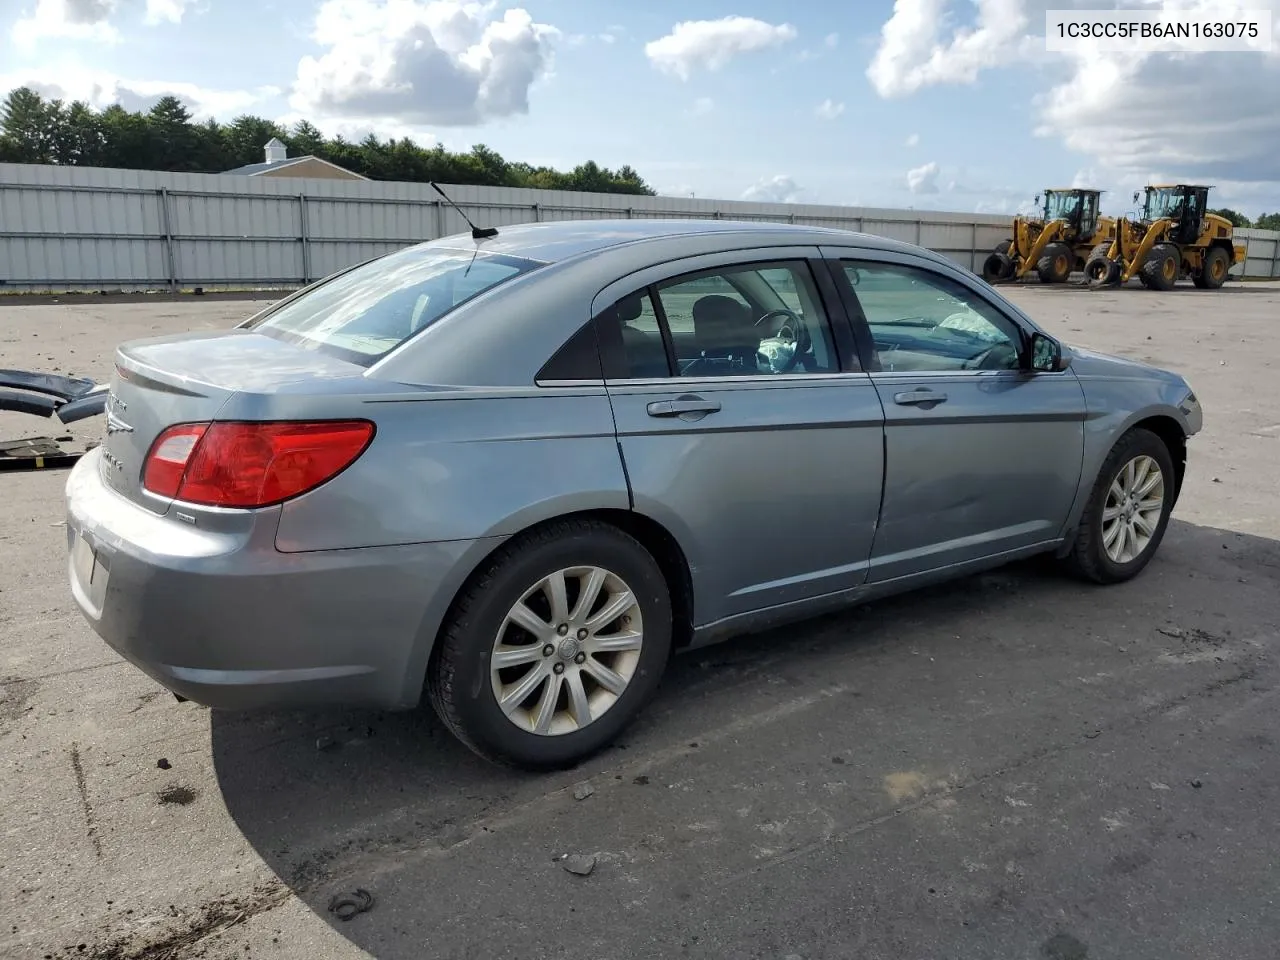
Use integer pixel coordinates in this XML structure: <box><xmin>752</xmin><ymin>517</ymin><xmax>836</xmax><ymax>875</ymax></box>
<box><xmin>1236</xmin><ymin>229</ymin><xmax>1279</xmax><ymax>279</ymax></box>
<box><xmin>2</xmin><ymin>161</ymin><xmax>1277</xmax><ymax>292</ymax></box>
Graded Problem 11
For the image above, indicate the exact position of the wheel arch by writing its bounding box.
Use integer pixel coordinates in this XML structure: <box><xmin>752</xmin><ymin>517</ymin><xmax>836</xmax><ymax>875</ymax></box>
<box><xmin>405</xmin><ymin>507</ymin><xmax>697</xmax><ymax>706</ymax></box>
<box><xmin>1057</xmin><ymin>410</ymin><xmax>1189</xmax><ymax>558</ymax></box>
<box><xmin>1134</xmin><ymin>413</ymin><xmax>1188</xmax><ymax>501</ymax></box>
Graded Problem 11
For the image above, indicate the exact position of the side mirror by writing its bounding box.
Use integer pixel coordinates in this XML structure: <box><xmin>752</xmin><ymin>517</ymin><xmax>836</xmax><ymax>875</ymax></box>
<box><xmin>1034</xmin><ymin>193</ymin><xmax>1041</xmax><ymax>205</ymax></box>
<box><xmin>1030</xmin><ymin>332</ymin><xmax>1066</xmax><ymax>372</ymax></box>
<box><xmin>1133</xmin><ymin>191</ymin><xmax>1140</xmax><ymax>203</ymax></box>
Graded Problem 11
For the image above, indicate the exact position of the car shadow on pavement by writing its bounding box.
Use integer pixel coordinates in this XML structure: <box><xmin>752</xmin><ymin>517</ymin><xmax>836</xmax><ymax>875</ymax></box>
<box><xmin>209</xmin><ymin>517</ymin><xmax>1280</xmax><ymax>958</ymax></box>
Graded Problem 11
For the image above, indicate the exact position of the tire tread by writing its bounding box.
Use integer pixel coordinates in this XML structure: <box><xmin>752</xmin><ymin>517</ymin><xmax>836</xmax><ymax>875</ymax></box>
<box><xmin>1064</xmin><ymin>427</ymin><xmax>1174</xmax><ymax>584</ymax></box>
<box><xmin>426</xmin><ymin>517</ymin><xmax>663</xmax><ymax>768</ymax></box>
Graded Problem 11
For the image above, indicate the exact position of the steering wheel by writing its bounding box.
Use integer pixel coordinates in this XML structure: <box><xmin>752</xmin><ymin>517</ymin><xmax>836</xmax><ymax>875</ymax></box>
<box><xmin>961</xmin><ymin>342</ymin><xmax>1018</xmax><ymax>370</ymax></box>
<box><xmin>753</xmin><ymin>308</ymin><xmax>809</xmax><ymax>372</ymax></box>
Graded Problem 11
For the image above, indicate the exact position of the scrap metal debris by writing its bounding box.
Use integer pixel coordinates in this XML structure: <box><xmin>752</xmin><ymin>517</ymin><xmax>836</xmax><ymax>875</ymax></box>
<box><xmin>0</xmin><ymin>368</ymin><xmax>107</xmax><ymax>471</ymax></box>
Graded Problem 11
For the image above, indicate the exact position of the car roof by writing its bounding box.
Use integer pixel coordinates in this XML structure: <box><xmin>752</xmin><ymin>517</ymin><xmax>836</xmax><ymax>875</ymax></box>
<box><xmin>423</xmin><ymin>217</ymin><xmax>949</xmax><ymax>268</ymax></box>
<box><xmin>371</xmin><ymin>216</ymin><xmax>997</xmax><ymax>388</ymax></box>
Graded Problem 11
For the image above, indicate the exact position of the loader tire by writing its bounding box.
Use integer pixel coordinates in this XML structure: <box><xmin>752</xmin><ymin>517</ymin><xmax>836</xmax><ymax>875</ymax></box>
<box><xmin>982</xmin><ymin>251</ymin><xmax>1014</xmax><ymax>283</ymax></box>
<box><xmin>1036</xmin><ymin>242</ymin><xmax>1073</xmax><ymax>284</ymax></box>
<box><xmin>1194</xmin><ymin>245</ymin><xmax>1230</xmax><ymax>290</ymax></box>
<box><xmin>1141</xmin><ymin>243</ymin><xmax>1180</xmax><ymax>291</ymax></box>
<box><xmin>1086</xmin><ymin>255</ymin><xmax>1119</xmax><ymax>287</ymax></box>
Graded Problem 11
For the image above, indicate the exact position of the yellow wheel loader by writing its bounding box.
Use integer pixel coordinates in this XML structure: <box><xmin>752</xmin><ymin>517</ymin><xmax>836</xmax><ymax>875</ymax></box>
<box><xmin>982</xmin><ymin>188</ymin><xmax>1115</xmax><ymax>285</ymax></box>
<box><xmin>1085</xmin><ymin>184</ymin><xmax>1247</xmax><ymax>291</ymax></box>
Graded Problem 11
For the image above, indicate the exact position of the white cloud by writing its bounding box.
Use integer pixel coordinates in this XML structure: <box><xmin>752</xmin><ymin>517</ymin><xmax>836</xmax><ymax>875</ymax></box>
<box><xmin>1070</xmin><ymin>168</ymin><xmax>1097</xmax><ymax>189</ymax></box>
<box><xmin>824</xmin><ymin>32</ymin><xmax>839</xmax><ymax>48</ymax></box>
<box><xmin>741</xmin><ymin>174</ymin><xmax>803</xmax><ymax>203</ymax></box>
<box><xmin>144</xmin><ymin>0</ymin><xmax>195</xmax><ymax>24</ymax></box>
<box><xmin>906</xmin><ymin>160</ymin><xmax>941</xmax><ymax>194</ymax></box>
<box><xmin>0</xmin><ymin>67</ymin><xmax>278</xmax><ymax>119</ymax></box>
<box><xmin>904</xmin><ymin>132</ymin><xmax>919</xmax><ymax>147</ymax></box>
<box><xmin>815</xmin><ymin>98</ymin><xmax>844</xmax><ymax>120</ymax></box>
<box><xmin>290</xmin><ymin>1</ymin><xmax>559</xmax><ymax>127</ymax></box>
<box><xmin>867</xmin><ymin>0</ymin><xmax>1280</xmax><ymax>204</ymax></box>
<box><xmin>11</xmin><ymin>0</ymin><xmax>119</xmax><ymax>46</ymax></box>
<box><xmin>645</xmin><ymin>16</ymin><xmax>797</xmax><ymax>80</ymax></box>
<box><xmin>866</xmin><ymin>0</ymin><xmax>1043</xmax><ymax>98</ymax></box>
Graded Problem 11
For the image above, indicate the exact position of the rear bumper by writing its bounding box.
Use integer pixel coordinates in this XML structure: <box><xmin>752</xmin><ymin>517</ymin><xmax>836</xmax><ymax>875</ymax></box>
<box><xmin>64</xmin><ymin>448</ymin><xmax>497</xmax><ymax>711</ymax></box>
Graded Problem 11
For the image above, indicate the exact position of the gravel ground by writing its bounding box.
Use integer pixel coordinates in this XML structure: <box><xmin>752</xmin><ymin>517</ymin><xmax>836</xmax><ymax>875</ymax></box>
<box><xmin>2</xmin><ymin>281</ymin><xmax>1279</xmax><ymax>960</ymax></box>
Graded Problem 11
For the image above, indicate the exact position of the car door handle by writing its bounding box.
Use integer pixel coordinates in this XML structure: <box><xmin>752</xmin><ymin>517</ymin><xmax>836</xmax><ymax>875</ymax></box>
<box><xmin>646</xmin><ymin>396</ymin><xmax>722</xmax><ymax>418</ymax></box>
<box><xmin>893</xmin><ymin>389</ymin><xmax>948</xmax><ymax>406</ymax></box>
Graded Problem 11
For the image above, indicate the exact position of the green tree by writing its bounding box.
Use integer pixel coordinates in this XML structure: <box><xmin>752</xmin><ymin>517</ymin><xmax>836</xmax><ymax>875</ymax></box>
<box><xmin>0</xmin><ymin>83</ymin><xmax>658</xmax><ymax>195</ymax></box>
<box><xmin>54</xmin><ymin>101</ymin><xmax>107</xmax><ymax>165</ymax></box>
<box><xmin>147</xmin><ymin>96</ymin><xmax>198</xmax><ymax>171</ymax></box>
<box><xmin>1208</xmin><ymin>208</ymin><xmax>1251</xmax><ymax>227</ymax></box>
<box><xmin>0</xmin><ymin>86</ymin><xmax>58</xmax><ymax>162</ymax></box>
<box><xmin>287</xmin><ymin>120</ymin><xmax>326</xmax><ymax>159</ymax></box>
<box><xmin>1254</xmin><ymin>212</ymin><xmax>1280</xmax><ymax>231</ymax></box>
<box><xmin>98</xmin><ymin>104</ymin><xmax>152</xmax><ymax>169</ymax></box>
<box><xmin>193</xmin><ymin>117</ymin><xmax>233</xmax><ymax>172</ymax></box>
<box><xmin>223</xmin><ymin>114</ymin><xmax>288</xmax><ymax>167</ymax></box>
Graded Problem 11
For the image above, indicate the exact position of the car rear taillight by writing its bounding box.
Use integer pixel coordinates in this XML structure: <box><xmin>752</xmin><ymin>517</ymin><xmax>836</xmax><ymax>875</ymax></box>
<box><xmin>142</xmin><ymin>420</ymin><xmax>375</xmax><ymax>508</ymax></box>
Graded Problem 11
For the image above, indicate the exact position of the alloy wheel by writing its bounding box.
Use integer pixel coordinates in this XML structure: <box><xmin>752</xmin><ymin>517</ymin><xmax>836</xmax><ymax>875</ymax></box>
<box><xmin>1101</xmin><ymin>455</ymin><xmax>1165</xmax><ymax>564</ymax></box>
<box><xmin>490</xmin><ymin>566</ymin><xmax>644</xmax><ymax>736</ymax></box>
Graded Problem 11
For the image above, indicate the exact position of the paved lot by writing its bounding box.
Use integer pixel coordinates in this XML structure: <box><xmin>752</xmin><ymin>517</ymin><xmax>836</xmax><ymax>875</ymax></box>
<box><xmin>2</xmin><ymin>281</ymin><xmax>1280</xmax><ymax>960</ymax></box>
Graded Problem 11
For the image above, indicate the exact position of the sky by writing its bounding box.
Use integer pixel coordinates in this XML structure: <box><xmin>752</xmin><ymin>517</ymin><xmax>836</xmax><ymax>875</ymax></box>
<box><xmin>1</xmin><ymin>0</ymin><xmax>1278</xmax><ymax>217</ymax></box>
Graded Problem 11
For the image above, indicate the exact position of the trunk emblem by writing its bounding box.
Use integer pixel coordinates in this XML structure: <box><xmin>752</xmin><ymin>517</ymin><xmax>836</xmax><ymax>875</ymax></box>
<box><xmin>106</xmin><ymin>412</ymin><xmax>134</xmax><ymax>435</ymax></box>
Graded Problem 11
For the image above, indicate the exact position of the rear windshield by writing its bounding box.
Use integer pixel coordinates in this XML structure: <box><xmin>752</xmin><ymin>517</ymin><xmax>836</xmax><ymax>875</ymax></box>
<box><xmin>244</xmin><ymin>245</ymin><xmax>543</xmax><ymax>366</ymax></box>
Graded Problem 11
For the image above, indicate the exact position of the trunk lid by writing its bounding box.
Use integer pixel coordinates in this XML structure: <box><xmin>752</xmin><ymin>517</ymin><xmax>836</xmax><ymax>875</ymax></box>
<box><xmin>100</xmin><ymin>330</ymin><xmax>373</xmax><ymax>512</ymax></box>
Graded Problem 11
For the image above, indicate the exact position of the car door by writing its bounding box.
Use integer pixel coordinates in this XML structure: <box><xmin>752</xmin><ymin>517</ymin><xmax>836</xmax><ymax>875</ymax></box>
<box><xmin>820</xmin><ymin>247</ymin><xmax>1087</xmax><ymax>584</ymax></box>
<box><xmin>593</xmin><ymin>247</ymin><xmax>886</xmax><ymax>626</ymax></box>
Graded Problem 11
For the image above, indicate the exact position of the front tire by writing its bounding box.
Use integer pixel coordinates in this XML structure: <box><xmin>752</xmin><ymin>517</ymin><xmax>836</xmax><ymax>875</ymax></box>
<box><xmin>1063</xmin><ymin>428</ymin><xmax>1176</xmax><ymax>584</ymax></box>
<box><xmin>427</xmin><ymin>519</ymin><xmax>673</xmax><ymax>769</ymax></box>
<box><xmin>1141</xmin><ymin>243</ymin><xmax>1180</xmax><ymax>291</ymax></box>
<box><xmin>1036</xmin><ymin>242</ymin><xmax>1073</xmax><ymax>283</ymax></box>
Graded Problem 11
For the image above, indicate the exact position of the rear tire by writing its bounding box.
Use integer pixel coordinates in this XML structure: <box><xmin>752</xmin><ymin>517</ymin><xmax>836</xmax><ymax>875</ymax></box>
<box><xmin>427</xmin><ymin>519</ymin><xmax>673</xmax><ymax>769</ymax></box>
<box><xmin>1062</xmin><ymin>428</ymin><xmax>1176</xmax><ymax>585</ymax></box>
<box><xmin>1036</xmin><ymin>242</ymin><xmax>1073</xmax><ymax>283</ymax></box>
<box><xmin>1196</xmin><ymin>245</ymin><xmax>1230</xmax><ymax>290</ymax></box>
<box><xmin>1140</xmin><ymin>243</ymin><xmax>1180</xmax><ymax>291</ymax></box>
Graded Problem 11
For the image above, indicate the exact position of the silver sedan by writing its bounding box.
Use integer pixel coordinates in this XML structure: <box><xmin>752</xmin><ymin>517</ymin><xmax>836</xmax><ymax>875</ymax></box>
<box><xmin>64</xmin><ymin>219</ymin><xmax>1203</xmax><ymax>768</ymax></box>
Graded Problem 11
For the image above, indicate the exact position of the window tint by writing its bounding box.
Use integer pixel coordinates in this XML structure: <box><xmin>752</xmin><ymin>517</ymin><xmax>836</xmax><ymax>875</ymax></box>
<box><xmin>245</xmin><ymin>245</ymin><xmax>541</xmax><ymax>367</ymax></box>
<box><xmin>599</xmin><ymin>261</ymin><xmax>838</xmax><ymax>380</ymax></box>
<box><xmin>843</xmin><ymin>262</ymin><xmax>1023</xmax><ymax>373</ymax></box>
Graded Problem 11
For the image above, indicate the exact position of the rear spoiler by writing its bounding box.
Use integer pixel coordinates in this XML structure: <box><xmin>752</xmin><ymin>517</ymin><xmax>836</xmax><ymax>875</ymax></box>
<box><xmin>0</xmin><ymin>369</ymin><xmax>108</xmax><ymax>424</ymax></box>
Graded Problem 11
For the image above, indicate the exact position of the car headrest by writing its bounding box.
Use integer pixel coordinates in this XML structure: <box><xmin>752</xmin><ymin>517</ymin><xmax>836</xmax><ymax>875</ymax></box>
<box><xmin>692</xmin><ymin>295</ymin><xmax>749</xmax><ymax>342</ymax></box>
<box><xmin>616</xmin><ymin>293</ymin><xmax>644</xmax><ymax>323</ymax></box>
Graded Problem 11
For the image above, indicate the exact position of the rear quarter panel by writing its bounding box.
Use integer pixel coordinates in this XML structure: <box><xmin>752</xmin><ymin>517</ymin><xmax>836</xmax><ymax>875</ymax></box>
<box><xmin>262</xmin><ymin>385</ymin><xmax>629</xmax><ymax>552</ymax></box>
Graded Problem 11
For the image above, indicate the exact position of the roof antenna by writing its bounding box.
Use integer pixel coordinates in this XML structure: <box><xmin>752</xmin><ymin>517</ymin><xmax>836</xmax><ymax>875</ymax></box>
<box><xmin>429</xmin><ymin>182</ymin><xmax>499</xmax><ymax>240</ymax></box>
